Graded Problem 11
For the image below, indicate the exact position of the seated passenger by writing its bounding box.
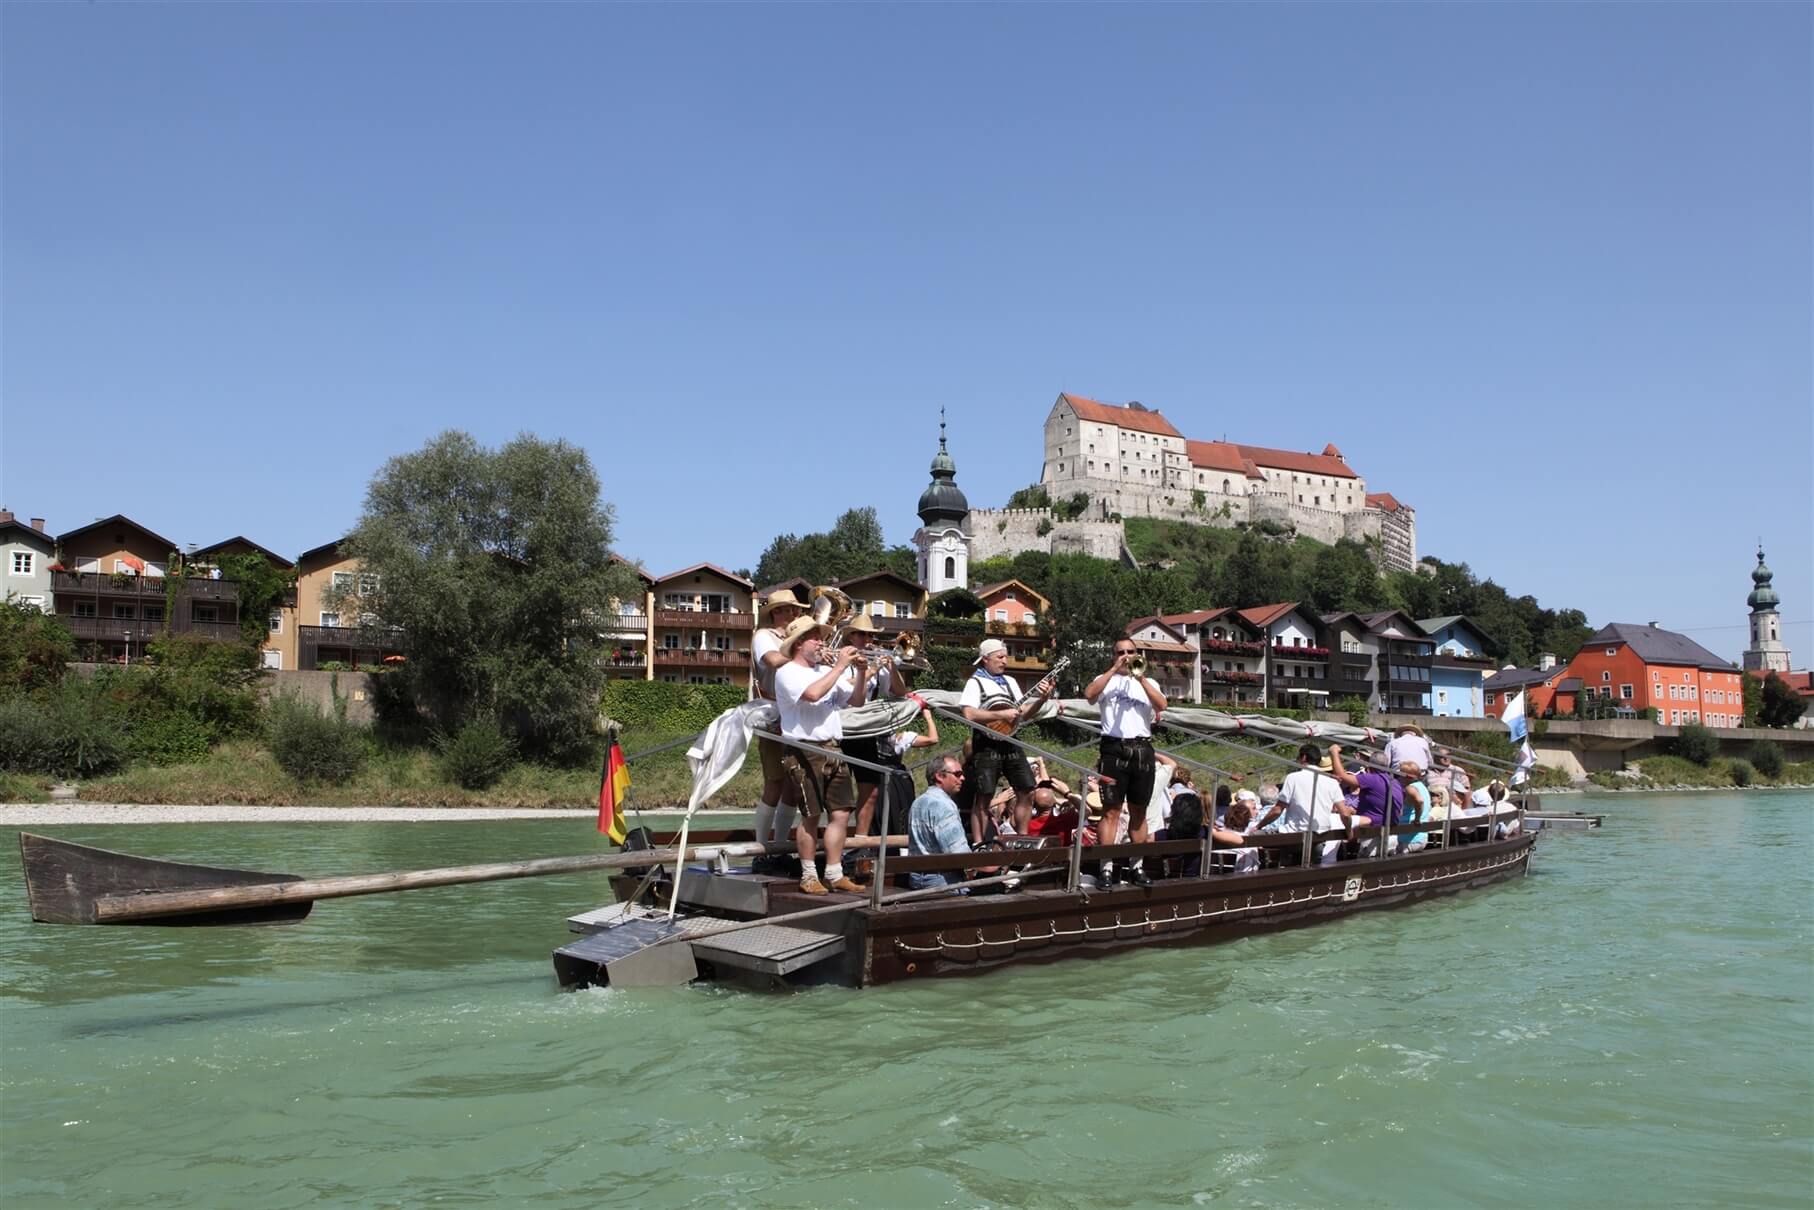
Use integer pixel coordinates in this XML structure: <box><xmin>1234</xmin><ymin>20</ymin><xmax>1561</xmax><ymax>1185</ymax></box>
<box><xmin>906</xmin><ymin>755</ymin><xmax>972</xmax><ymax>892</ymax></box>
<box><xmin>1327</xmin><ymin>744</ymin><xmax>1402</xmax><ymax>857</ymax></box>
<box><xmin>1454</xmin><ymin>779</ymin><xmax>1507</xmax><ymax>842</ymax></box>
<box><xmin>1257</xmin><ymin>743</ymin><xmax>1346</xmax><ymax>865</ymax></box>
<box><xmin>1212</xmin><ymin>782</ymin><xmax>1234</xmax><ymax>828</ymax></box>
<box><xmin>1397</xmin><ymin>762</ymin><xmax>1430</xmax><ymax>852</ymax></box>
<box><xmin>1214</xmin><ymin>794</ymin><xmax>1262</xmax><ymax>873</ymax></box>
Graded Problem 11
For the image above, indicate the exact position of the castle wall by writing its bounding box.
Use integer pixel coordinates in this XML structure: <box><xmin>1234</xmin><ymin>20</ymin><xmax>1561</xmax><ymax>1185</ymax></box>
<box><xmin>969</xmin><ymin>508</ymin><xmax>1124</xmax><ymax>563</ymax></box>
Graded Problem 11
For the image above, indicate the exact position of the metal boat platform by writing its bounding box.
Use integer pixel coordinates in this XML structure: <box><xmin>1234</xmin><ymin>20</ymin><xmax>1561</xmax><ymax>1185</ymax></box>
<box><xmin>1524</xmin><ymin>812</ymin><xmax>1602</xmax><ymax>831</ymax></box>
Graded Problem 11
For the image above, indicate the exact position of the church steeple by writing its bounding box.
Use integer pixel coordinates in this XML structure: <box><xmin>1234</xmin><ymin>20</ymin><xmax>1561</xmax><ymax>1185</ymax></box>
<box><xmin>913</xmin><ymin>409</ymin><xmax>971</xmax><ymax>593</ymax></box>
<box><xmin>1742</xmin><ymin>542</ymin><xmax>1790</xmax><ymax>674</ymax></box>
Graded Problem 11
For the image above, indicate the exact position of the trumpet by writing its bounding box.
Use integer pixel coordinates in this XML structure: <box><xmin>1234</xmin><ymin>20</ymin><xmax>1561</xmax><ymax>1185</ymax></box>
<box><xmin>1124</xmin><ymin>653</ymin><xmax>1148</xmax><ymax>678</ymax></box>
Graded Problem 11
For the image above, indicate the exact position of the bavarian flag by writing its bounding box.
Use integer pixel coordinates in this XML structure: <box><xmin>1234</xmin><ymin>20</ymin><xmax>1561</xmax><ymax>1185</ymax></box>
<box><xmin>597</xmin><ymin>740</ymin><xmax>630</xmax><ymax>844</ymax></box>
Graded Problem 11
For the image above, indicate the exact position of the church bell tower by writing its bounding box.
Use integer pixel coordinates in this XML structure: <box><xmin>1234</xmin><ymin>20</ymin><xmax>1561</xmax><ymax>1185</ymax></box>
<box><xmin>1742</xmin><ymin>543</ymin><xmax>1790</xmax><ymax>674</ymax></box>
<box><xmin>913</xmin><ymin>410</ymin><xmax>971</xmax><ymax>594</ymax></box>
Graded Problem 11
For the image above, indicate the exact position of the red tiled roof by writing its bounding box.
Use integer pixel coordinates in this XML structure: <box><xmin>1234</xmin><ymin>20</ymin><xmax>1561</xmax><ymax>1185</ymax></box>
<box><xmin>1159</xmin><ymin>608</ymin><xmax>1236</xmax><ymax>627</ymax></box>
<box><xmin>976</xmin><ymin>579</ymin><xmax>1049</xmax><ymax>607</ymax></box>
<box><xmin>1322</xmin><ymin>443</ymin><xmax>1344</xmax><ymax>459</ymax></box>
<box><xmin>1058</xmin><ymin>393</ymin><xmax>1182</xmax><ymax>439</ymax></box>
<box><xmin>1231</xmin><ymin>443</ymin><xmax>1357</xmax><ymax>480</ymax></box>
<box><xmin>1238</xmin><ymin>601</ymin><xmax>1302</xmax><ymax>629</ymax></box>
<box><xmin>1185</xmin><ymin>440</ymin><xmax>1265</xmax><ymax>477</ymax></box>
<box><xmin>1366</xmin><ymin>492</ymin><xmax>1407</xmax><ymax>513</ymax></box>
<box><xmin>1745</xmin><ymin>668</ymin><xmax>1814</xmax><ymax>696</ymax></box>
<box><xmin>1132</xmin><ymin>637</ymin><xmax>1195</xmax><ymax>654</ymax></box>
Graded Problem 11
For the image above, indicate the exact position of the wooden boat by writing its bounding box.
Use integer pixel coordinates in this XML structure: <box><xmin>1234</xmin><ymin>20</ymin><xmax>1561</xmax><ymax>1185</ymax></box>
<box><xmin>551</xmin><ymin>816</ymin><xmax>1538</xmax><ymax>990</ymax></box>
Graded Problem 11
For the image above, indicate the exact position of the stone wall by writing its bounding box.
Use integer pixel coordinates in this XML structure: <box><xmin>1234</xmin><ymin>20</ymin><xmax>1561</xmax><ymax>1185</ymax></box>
<box><xmin>969</xmin><ymin>508</ymin><xmax>1124</xmax><ymax>563</ymax></box>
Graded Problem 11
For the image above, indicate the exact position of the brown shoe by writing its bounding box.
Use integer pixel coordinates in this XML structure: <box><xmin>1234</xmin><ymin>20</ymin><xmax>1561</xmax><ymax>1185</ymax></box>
<box><xmin>827</xmin><ymin>875</ymin><xmax>868</xmax><ymax>894</ymax></box>
<box><xmin>799</xmin><ymin>875</ymin><xmax>830</xmax><ymax>895</ymax></box>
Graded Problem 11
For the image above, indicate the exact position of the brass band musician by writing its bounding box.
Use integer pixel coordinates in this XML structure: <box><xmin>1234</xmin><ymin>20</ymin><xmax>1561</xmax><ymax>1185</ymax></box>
<box><xmin>1083</xmin><ymin>638</ymin><xmax>1167</xmax><ymax>887</ymax></box>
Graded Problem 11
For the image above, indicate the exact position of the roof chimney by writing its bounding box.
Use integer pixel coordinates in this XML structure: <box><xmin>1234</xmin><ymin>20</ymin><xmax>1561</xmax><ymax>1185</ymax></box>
<box><xmin>0</xmin><ymin>510</ymin><xmax>12</xmax><ymax>525</ymax></box>
<box><xmin>1648</xmin><ymin>621</ymin><xmax>1660</xmax><ymax>628</ymax></box>
<box><xmin>1538</xmin><ymin>652</ymin><xmax>1557</xmax><ymax>671</ymax></box>
<box><xmin>30</xmin><ymin>517</ymin><xmax>45</xmax><ymax>532</ymax></box>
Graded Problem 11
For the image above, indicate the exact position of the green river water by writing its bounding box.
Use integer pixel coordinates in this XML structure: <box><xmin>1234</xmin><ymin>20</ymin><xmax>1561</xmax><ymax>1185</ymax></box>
<box><xmin>2</xmin><ymin>792</ymin><xmax>1809</xmax><ymax>1208</ymax></box>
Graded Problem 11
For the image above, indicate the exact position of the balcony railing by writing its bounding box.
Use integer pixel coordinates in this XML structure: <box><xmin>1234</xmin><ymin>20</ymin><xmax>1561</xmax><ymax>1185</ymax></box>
<box><xmin>59</xmin><ymin>616</ymin><xmax>242</xmax><ymax>644</ymax></box>
<box><xmin>984</xmin><ymin>620</ymin><xmax>1045</xmax><ymax>638</ymax></box>
<box><xmin>52</xmin><ymin>570</ymin><xmax>240</xmax><ymax>601</ymax></box>
<box><xmin>299</xmin><ymin>623</ymin><xmax>403</xmax><ymax>664</ymax></box>
<box><xmin>654</xmin><ymin>609</ymin><xmax>752</xmax><ymax>629</ymax></box>
<box><xmin>653</xmin><ymin>647</ymin><xmax>749</xmax><ymax>666</ymax></box>
<box><xmin>1333</xmin><ymin>678</ymin><xmax>1374</xmax><ymax>698</ymax></box>
<box><xmin>1338</xmin><ymin>651</ymin><xmax>1373</xmax><ymax>667</ymax></box>
<box><xmin>1205</xmin><ymin>669</ymin><xmax>1264</xmax><ymax>686</ymax></box>
<box><xmin>1201</xmin><ymin>638</ymin><xmax>1265</xmax><ymax>656</ymax></box>
<box><xmin>1270</xmin><ymin>644</ymin><xmax>1330</xmax><ymax>660</ymax></box>
<box><xmin>602</xmin><ymin>615</ymin><xmax>650</xmax><ymax>633</ymax></box>
<box><xmin>1270</xmin><ymin>672</ymin><xmax>1330</xmax><ymax>691</ymax></box>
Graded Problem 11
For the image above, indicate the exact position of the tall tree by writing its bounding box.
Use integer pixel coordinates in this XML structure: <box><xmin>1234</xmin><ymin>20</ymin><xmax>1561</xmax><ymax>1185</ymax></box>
<box><xmin>342</xmin><ymin>431</ymin><xmax>636</xmax><ymax>762</ymax></box>
<box><xmin>1759</xmin><ymin>672</ymin><xmax>1808</xmax><ymax>729</ymax></box>
<box><xmin>754</xmin><ymin>506</ymin><xmax>896</xmax><ymax>587</ymax></box>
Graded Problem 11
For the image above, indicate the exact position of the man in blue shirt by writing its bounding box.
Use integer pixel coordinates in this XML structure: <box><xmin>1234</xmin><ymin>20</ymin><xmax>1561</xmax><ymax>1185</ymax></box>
<box><xmin>907</xmin><ymin>755</ymin><xmax>972</xmax><ymax>892</ymax></box>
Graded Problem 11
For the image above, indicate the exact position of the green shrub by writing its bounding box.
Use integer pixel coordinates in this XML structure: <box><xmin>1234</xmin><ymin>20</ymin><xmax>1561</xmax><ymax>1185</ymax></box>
<box><xmin>599</xmin><ymin>681</ymin><xmax>747</xmax><ymax>733</ymax></box>
<box><xmin>435</xmin><ymin>717</ymin><xmax>517</xmax><ymax>790</ymax></box>
<box><xmin>1672</xmin><ymin>723</ymin><xmax>1719</xmax><ymax>766</ymax></box>
<box><xmin>1335</xmin><ymin>696</ymin><xmax>1371</xmax><ymax>726</ymax></box>
<box><xmin>0</xmin><ymin>696</ymin><xmax>57</xmax><ymax>773</ymax></box>
<box><xmin>1748</xmin><ymin>740</ymin><xmax>1785</xmax><ymax>780</ymax></box>
<box><xmin>40</xmin><ymin>683</ymin><xmax>129</xmax><ymax>777</ymax></box>
<box><xmin>266</xmin><ymin>692</ymin><xmax>367</xmax><ymax>785</ymax></box>
<box><xmin>126</xmin><ymin>711</ymin><xmax>214</xmax><ymax>766</ymax></box>
<box><xmin>1728</xmin><ymin>759</ymin><xmax>1754</xmax><ymax>787</ymax></box>
<box><xmin>0</xmin><ymin>600</ymin><xmax>75</xmax><ymax>693</ymax></box>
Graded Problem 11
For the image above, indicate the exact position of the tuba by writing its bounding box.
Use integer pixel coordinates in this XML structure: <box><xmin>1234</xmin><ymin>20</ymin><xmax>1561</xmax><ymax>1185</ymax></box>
<box><xmin>807</xmin><ymin>585</ymin><xmax>854</xmax><ymax>650</ymax></box>
<box><xmin>891</xmin><ymin>629</ymin><xmax>930</xmax><ymax>671</ymax></box>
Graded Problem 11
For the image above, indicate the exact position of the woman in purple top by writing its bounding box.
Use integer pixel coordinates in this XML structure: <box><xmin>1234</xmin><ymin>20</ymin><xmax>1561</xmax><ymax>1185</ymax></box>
<box><xmin>1329</xmin><ymin>745</ymin><xmax>1402</xmax><ymax>827</ymax></box>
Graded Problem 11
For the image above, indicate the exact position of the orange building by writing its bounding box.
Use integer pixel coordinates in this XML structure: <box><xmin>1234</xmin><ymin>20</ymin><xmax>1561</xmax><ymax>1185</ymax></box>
<box><xmin>976</xmin><ymin>579</ymin><xmax>1052</xmax><ymax>677</ymax></box>
<box><xmin>1563</xmin><ymin>623</ymin><xmax>1746</xmax><ymax>728</ymax></box>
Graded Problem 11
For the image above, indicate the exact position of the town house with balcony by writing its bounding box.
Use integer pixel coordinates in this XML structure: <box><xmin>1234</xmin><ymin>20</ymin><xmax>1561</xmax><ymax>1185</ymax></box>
<box><xmin>1417</xmin><ymin>615</ymin><xmax>1496</xmax><ymax>718</ymax></box>
<box><xmin>1163</xmin><ymin>608</ymin><xmax>1267</xmax><ymax>707</ymax></box>
<box><xmin>283</xmin><ymin>538</ymin><xmax>403</xmax><ymax>671</ymax></box>
<box><xmin>1484</xmin><ymin>657</ymin><xmax>1581</xmax><ymax>720</ymax></box>
<box><xmin>837</xmin><ymin>570</ymin><xmax>928</xmax><ymax>643</ymax></box>
<box><xmin>1123</xmin><ymin>617</ymin><xmax>1199</xmax><ymax>702</ymax></box>
<box><xmin>976</xmin><ymin>579</ymin><xmax>1052</xmax><ymax>678</ymax></box>
<box><xmin>1</xmin><ymin>512</ymin><xmax>54</xmax><ymax>612</ymax></box>
<box><xmin>651</xmin><ymin>563</ymin><xmax>755</xmax><ymax>689</ymax></box>
<box><xmin>1362</xmin><ymin>610</ymin><xmax>1435</xmax><ymax>715</ymax></box>
<box><xmin>190</xmin><ymin>537</ymin><xmax>296</xmax><ymax>670</ymax></box>
<box><xmin>53</xmin><ymin>515</ymin><xmax>245</xmax><ymax>660</ymax></box>
<box><xmin>1319</xmin><ymin>613</ymin><xmax>1385</xmax><ymax>708</ymax></box>
<box><xmin>602</xmin><ymin>556</ymin><xmax>655</xmax><ymax>681</ymax></box>
<box><xmin>1239</xmin><ymin>602</ymin><xmax>1333</xmax><ymax>710</ymax></box>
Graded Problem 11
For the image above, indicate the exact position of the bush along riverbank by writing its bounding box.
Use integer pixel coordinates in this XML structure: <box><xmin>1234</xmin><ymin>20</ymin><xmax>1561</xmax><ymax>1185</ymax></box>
<box><xmin>1583</xmin><ymin>730</ymin><xmax>1814</xmax><ymax>791</ymax></box>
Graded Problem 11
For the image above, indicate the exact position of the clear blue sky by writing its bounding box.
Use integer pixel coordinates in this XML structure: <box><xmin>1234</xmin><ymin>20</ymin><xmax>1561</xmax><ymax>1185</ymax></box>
<box><xmin>3</xmin><ymin>4</ymin><xmax>1808</xmax><ymax>665</ymax></box>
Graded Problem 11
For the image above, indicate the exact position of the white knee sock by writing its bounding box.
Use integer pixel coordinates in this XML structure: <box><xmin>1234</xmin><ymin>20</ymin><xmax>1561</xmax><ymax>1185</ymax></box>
<box><xmin>754</xmin><ymin>801</ymin><xmax>776</xmax><ymax>845</ymax></box>
<box><xmin>772</xmin><ymin>803</ymin><xmax>798</xmax><ymax>842</ymax></box>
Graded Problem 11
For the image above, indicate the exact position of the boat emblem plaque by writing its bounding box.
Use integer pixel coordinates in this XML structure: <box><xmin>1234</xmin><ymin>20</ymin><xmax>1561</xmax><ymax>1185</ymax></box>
<box><xmin>1342</xmin><ymin>876</ymin><xmax>1362</xmax><ymax>903</ymax></box>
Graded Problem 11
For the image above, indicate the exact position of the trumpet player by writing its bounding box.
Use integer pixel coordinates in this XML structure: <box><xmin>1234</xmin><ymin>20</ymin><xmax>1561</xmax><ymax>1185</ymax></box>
<box><xmin>839</xmin><ymin>614</ymin><xmax>908</xmax><ymax>837</ymax></box>
<box><xmin>773</xmin><ymin>614</ymin><xmax>871</xmax><ymax>895</ymax></box>
<box><xmin>1083</xmin><ymin>638</ymin><xmax>1167</xmax><ymax>887</ymax></box>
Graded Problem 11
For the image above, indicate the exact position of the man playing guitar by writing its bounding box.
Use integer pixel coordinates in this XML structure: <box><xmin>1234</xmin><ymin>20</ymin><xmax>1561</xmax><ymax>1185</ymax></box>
<box><xmin>957</xmin><ymin>638</ymin><xmax>1059</xmax><ymax>846</ymax></box>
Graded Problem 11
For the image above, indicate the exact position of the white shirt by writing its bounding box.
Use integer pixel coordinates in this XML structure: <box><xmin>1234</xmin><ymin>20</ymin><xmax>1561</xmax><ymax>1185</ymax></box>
<box><xmin>1147</xmin><ymin>764</ymin><xmax>1174</xmax><ymax>830</ymax></box>
<box><xmin>1384</xmin><ymin>734</ymin><xmax>1433</xmax><ymax>774</ymax></box>
<box><xmin>840</xmin><ymin>656</ymin><xmax>891</xmax><ymax>702</ymax></box>
<box><xmin>1277</xmin><ymin>767</ymin><xmax>1345</xmax><ymax>837</ymax></box>
<box><xmin>752</xmin><ymin>628</ymin><xmax>786</xmax><ymax>699</ymax></box>
<box><xmin>960</xmin><ymin>671</ymin><xmax>1022</xmax><ymax>711</ymax></box>
<box><xmin>774</xmin><ymin>660</ymin><xmax>852</xmax><ymax>742</ymax></box>
<box><xmin>1098</xmin><ymin>674</ymin><xmax>1155</xmax><ymax>739</ymax></box>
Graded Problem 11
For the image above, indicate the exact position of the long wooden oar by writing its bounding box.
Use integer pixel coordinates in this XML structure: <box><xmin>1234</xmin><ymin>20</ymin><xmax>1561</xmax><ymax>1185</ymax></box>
<box><xmin>18</xmin><ymin>831</ymin><xmax>885</xmax><ymax>927</ymax></box>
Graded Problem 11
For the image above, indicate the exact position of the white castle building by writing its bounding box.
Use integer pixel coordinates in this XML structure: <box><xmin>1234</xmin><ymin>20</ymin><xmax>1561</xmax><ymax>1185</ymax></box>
<box><xmin>963</xmin><ymin>393</ymin><xmax>1418</xmax><ymax>572</ymax></box>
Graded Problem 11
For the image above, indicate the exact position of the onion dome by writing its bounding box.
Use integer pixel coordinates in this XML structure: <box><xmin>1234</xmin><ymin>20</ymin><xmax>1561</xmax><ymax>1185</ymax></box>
<box><xmin>917</xmin><ymin>413</ymin><xmax>970</xmax><ymax>530</ymax></box>
<box><xmin>1747</xmin><ymin>545</ymin><xmax>1780</xmax><ymax>611</ymax></box>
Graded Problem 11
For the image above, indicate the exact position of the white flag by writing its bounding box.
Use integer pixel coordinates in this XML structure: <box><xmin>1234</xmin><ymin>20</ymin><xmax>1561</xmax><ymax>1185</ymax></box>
<box><xmin>1511</xmin><ymin>739</ymin><xmax>1536</xmax><ymax>787</ymax></box>
<box><xmin>1502</xmin><ymin>690</ymin><xmax>1527</xmax><ymax>743</ymax></box>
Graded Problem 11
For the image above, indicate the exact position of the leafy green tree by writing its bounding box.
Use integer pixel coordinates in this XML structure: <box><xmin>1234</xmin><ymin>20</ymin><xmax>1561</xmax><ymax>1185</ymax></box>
<box><xmin>1759</xmin><ymin>672</ymin><xmax>1808</xmax><ymax>729</ymax></box>
<box><xmin>1216</xmin><ymin>532</ymin><xmax>1293</xmax><ymax>608</ymax></box>
<box><xmin>1307</xmin><ymin>541</ymin><xmax>1379</xmax><ymax>613</ymax></box>
<box><xmin>1005</xmin><ymin>485</ymin><xmax>1050</xmax><ymax>509</ymax></box>
<box><xmin>0</xmin><ymin>600</ymin><xmax>74</xmax><ymax>695</ymax></box>
<box><xmin>342</xmin><ymin>430</ymin><xmax>636</xmax><ymax>762</ymax></box>
<box><xmin>755</xmin><ymin>506</ymin><xmax>900</xmax><ymax>587</ymax></box>
<box><xmin>1740</xmin><ymin>670</ymin><xmax>1762</xmax><ymax>727</ymax></box>
<box><xmin>214</xmin><ymin>553</ymin><xmax>298</xmax><ymax>647</ymax></box>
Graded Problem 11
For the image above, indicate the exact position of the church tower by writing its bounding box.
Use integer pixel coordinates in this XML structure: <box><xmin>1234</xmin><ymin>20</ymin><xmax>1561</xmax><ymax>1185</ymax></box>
<box><xmin>1742</xmin><ymin>544</ymin><xmax>1791</xmax><ymax>674</ymax></box>
<box><xmin>913</xmin><ymin>410</ymin><xmax>971</xmax><ymax>594</ymax></box>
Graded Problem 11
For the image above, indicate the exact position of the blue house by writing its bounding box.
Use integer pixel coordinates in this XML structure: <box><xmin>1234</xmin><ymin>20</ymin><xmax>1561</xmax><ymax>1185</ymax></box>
<box><xmin>1417</xmin><ymin>615</ymin><xmax>1497</xmax><ymax>718</ymax></box>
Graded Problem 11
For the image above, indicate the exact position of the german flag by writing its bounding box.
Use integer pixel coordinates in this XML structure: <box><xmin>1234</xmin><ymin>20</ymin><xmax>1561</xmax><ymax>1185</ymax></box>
<box><xmin>597</xmin><ymin>740</ymin><xmax>630</xmax><ymax>844</ymax></box>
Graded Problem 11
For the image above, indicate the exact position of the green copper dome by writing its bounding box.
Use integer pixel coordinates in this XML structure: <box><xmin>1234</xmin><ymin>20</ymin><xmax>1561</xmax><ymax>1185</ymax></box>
<box><xmin>1747</xmin><ymin>545</ymin><xmax>1780</xmax><ymax>611</ymax></box>
<box><xmin>917</xmin><ymin>415</ymin><xmax>969</xmax><ymax>529</ymax></box>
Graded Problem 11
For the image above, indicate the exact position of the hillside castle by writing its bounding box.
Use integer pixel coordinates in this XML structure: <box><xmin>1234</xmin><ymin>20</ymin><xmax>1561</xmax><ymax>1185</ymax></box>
<box><xmin>920</xmin><ymin>394</ymin><xmax>1419</xmax><ymax>585</ymax></box>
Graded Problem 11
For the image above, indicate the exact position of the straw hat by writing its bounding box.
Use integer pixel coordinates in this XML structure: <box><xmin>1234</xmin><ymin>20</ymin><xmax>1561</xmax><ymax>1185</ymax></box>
<box><xmin>760</xmin><ymin>588</ymin><xmax>807</xmax><ymax>617</ymax></box>
<box><xmin>1396</xmin><ymin>723</ymin><xmax>1425</xmax><ymax>737</ymax></box>
<box><xmin>777</xmin><ymin>614</ymin><xmax>831</xmax><ymax>656</ymax></box>
<box><xmin>844</xmin><ymin>613</ymin><xmax>880</xmax><ymax>636</ymax></box>
<box><xmin>975</xmin><ymin>637</ymin><xmax>1007</xmax><ymax>664</ymax></box>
